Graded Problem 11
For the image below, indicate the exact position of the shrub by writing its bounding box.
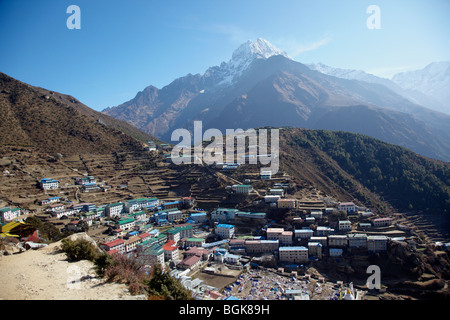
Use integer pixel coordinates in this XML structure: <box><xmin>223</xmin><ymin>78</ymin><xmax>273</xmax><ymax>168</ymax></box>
<box><xmin>146</xmin><ymin>264</ymin><xmax>193</xmax><ymax>300</ymax></box>
<box><xmin>61</xmin><ymin>238</ymin><xmax>98</xmax><ymax>262</ymax></box>
<box><xmin>93</xmin><ymin>252</ymin><xmax>113</xmax><ymax>277</ymax></box>
<box><xmin>103</xmin><ymin>252</ymin><xmax>150</xmax><ymax>295</ymax></box>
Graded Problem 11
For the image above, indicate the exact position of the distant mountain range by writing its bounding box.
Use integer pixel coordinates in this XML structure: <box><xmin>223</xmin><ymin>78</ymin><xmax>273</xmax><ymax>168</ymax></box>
<box><xmin>308</xmin><ymin>61</ymin><xmax>450</xmax><ymax>116</ymax></box>
<box><xmin>103</xmin><ymin>39</ymin><xmax>450</xmax><ymax>161</ymax></box>
<box><xmin>0</xmin><ymin>72</ymin><xmax>156</xmax><ymax>155</ymax></box>
<box><xmin>392</xmin><ymin>61</ymin><xmax>450</xmax><ymax>114</ymax></box>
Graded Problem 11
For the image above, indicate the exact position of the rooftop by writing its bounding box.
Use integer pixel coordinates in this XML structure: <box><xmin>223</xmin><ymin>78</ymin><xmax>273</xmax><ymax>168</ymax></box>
<box><xmin>181</xmin><ymin>255</ymin><xmax>202</xmax><ymax>266</ymax></box>
<box><xmin>108</xmin><ymin>202</ymin><xmax>123</xmax><ymax>207</ymax></box>
<box><xmin>217</xmin><ymin>224</ymin><xmax>235</xmax><ymax>229</ymax></box>
<box><xmin>117</xmin><ymin>218</ymin><xmax>134</xmax><ymax>225</ymax></box>
<box><xmin>102</xmin><ymin>238</ymin><xmax>125</xmax><ymax>247</ymax></box>
<box><xmin>186</xmin><ymin>238</ymin><xmax>204</xmax><ymax>242</ymax></box>
<box><xmin>295</xmin><ymin>229</ymin><xmax>313</xmax><ymax>233</ymax></box>
<box><xmin>279</xmin><ymin>246</ymin><xmax>308</xmax><ymax>251</ymax></box>
<box><xmin>339</xmin><ymin>202</ymin><xmax>355</xmax><ymax>206</ymax></box>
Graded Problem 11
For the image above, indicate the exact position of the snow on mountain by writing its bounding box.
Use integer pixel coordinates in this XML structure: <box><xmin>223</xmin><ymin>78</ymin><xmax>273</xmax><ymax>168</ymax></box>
<box><xmin>391</xmin><ymin>61</ymin><xmax>450</xmax><ymax>111</ymax></box>
<box><xmin>307</xmin><ymin>63</ymin><xmax>392</xmax><ymax>85</ymax></box>
<box><xmin>307</xmin><ymin>62</ymin><xmax>450</xmax><ymax>115</ymax></box>
<box><xmin>392</xmin><ymin>61</ymin><xmax>450</xmax><ymax>91</ymax></box>
<box><xmin>204</xmin><ymin>38</ymin><xmax>291</xmax><ymax>86</ymax></box>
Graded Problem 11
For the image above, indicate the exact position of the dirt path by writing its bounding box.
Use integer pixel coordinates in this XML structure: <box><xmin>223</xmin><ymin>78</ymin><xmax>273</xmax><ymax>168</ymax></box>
<box><xmin>0</xmin><ymin>239</ymin><xmax>145</xmax><ymax>300</ymax></box>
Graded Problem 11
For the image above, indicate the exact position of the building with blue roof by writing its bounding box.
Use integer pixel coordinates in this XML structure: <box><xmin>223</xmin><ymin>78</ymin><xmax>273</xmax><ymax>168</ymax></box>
<box><xmin>190</xmin><ymin>212</ymin><xmax>208</xmax><ymax>224</ymax></box>
<box><xmin>40</xmin><ymin>178</ymin><xmax>59</xmax><ymax>190</ymax></box>
<box><xmin>215</xmin><ymin>224</ymin><xmax>235</xmax><ymax>239</ymax></box>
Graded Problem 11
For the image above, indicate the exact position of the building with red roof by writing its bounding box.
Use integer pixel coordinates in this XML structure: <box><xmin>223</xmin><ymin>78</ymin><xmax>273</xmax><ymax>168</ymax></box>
<box><xmin>100</xmin><ymin>238</ymin><xmax>125</xmax><ymax>254</ymax></box>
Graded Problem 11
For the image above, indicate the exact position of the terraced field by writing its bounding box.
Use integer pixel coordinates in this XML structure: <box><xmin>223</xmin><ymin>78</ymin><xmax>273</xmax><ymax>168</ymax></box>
<box><xmin>0</xmin><ymin>146</ymin><xmax>232</xmax><ymax>213</ymax></box>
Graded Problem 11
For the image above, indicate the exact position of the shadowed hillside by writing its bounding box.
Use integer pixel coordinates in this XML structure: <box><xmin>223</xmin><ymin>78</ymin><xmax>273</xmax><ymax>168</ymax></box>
<box><xmin>0</xmin><ymin>72</ymin><xmax>152</xmax><ymax>155</ymax></box>
<box><xmin>279</xmin><ymin>128</ymin><xmax>450</xmax><ymax>234</ymax></box>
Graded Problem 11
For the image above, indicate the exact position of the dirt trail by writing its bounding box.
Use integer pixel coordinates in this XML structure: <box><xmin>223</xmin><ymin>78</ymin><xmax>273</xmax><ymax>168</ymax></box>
<box><xmin>0</xmin><ymin>236</ymin><xmax>145</xmax><ymax>300</ymax></box>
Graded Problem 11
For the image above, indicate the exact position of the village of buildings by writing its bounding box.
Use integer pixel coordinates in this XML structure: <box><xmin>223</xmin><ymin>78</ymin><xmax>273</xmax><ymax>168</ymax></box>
<box><xmin>1</xmin><ymin>142</ymin><xmax>444</xmax><ymax>301</ymax></box>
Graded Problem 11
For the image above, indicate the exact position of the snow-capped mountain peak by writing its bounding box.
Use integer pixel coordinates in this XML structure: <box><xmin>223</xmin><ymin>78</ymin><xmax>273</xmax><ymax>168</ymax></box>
<box><xmin>204</xmin><ymin>38</ymin><xmax>291</xmax><ymax>87</ymax></box>
<box><xmin>231</xmin><ymin>38</ymin><xmax>291</xmax><ymax>61</ymax></box>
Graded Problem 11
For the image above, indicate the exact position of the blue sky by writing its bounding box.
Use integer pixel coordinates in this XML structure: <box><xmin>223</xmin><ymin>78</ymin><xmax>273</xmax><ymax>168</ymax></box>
<box><xmin>0</xmin><ymin>0</ymin><xmax>449</xmax><ymax>111</ymax></box>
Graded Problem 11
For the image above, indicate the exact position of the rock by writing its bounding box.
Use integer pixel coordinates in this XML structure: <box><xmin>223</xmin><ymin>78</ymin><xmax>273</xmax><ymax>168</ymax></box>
<box><xmin>66</xmin><ymin>232</ymin><xmax>103</xmax><ymax>254</ymax></box>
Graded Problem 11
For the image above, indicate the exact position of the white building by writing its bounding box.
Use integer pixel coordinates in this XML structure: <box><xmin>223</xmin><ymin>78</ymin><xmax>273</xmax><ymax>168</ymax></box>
<box><xmin>328</xmin><ymin>235</ymin><xmax>348</xmax><ymax>247</ymax></box>
<box><xmin>211</xmin><ymin>208</ymin><xmax>238</xmax><ymax>222</ymax></box>
<box><xmin>308</xmin><ymin>242</ymin><xmax>323</xmax><ymax>259</ymax></box>
<box><xmin>310</xmin><ymin>236</ymin><xmax>328</xmax><ymax>246</ymax></box>
<box><xmin>269</xmin><ymin>189</ymin><xmax>284</xmax><ymax>196</ymax></box>
<box><xmin>105</xmin><ymin>202</ymin><xmax>124</xmax><ymax>218</ymax></box>
<box><xmin>244</xmin><ymin>240</ymin><xmax>279</xmax><ymax>254</ymax></box>
<box><xmin>294</xmin><ymin>229</ymin><xmax>314</xmax><ymax>241</ymax></box>
<box><xmin>231</xmin><ymin>184</ymin><xmax>254</xmax><ymax>194</ymax></box>
<box><xmin>310</xmin><ymin>211</ymin><xmax>323</xmax><ymax>219</ymax></box>
<box><xmin>215</xmin><ymin>224</ymin><xmax>235</xmax><ymax>239</ymax></box>
<box><xmin>264</xmin><ymin>195</ymin><xmax>281</xmax><ymax>204</ymax></box>
<box><xmin>0</xmin><ymin>207</ymin><xmax>21</xmax><ymax>223</ymax></box>
<box><xmin>124</xmin><ymin>198</ymin><xmax>159</xmax><ymax>213</ymax></box>
<box><xmin>367</xmin><ymin>235</ymin><xmax>388</xmax><ymax>252</ymax></box>
<box><xmin>347</xmin><ymin>233</ymin><xmax>368</xmax><ymax>249</ymax></box>
<box><xmin>261</xmin><ymin>171</ymin><xmax>272</xmax><ymax>180</ymax></box>
<box><xmin>51</xmin><ymin>209</ymin><xmax>77</xmax><ymax>219</ymax></box>
<box><xmin>266</xmin><ymin>228</ymin><xmax>293</xmax><ymax>245</ymax></box>
<box><xmin>167</xmin><ymin>210</ymin><xmax>183</xmax><ymax>222</ymax></box>
<box><xmin>100</xmin><ymin>238</ymin><xmax>125</xmax><ymax>254</ymax></box>
<box><xmin>338</xmin><ymin>202</ymin><xmax>357</xmax><ymax>213</ymax></box>
<box><xmin>116</xmin><ymin>218</ymin><xmax>135</xmax><ymax>231</ymax></box>
<box><xmin>124</xmin><ymin>236</ymin><xmax>142</xmax><ymax>253</ymax></box>
<box><xmin>137</xmin><ymin>244</ymin><xmax>165</xmax><ymax>266</ymax></box>
<box><xmin>279</xmin><ymin>246</ymin><xmax>309</xmax><ymax>263</ymax></box>
<box><xmin>277</xmin><ymin>198</ymin><xmax>297</xmax><ymax>209</ymax></box>
<box><xmin>163</xmin><ymin>241</ymin><xmax>180</xmax><ymax>261</ymax></box>
<box><xmin>338</xmin><ymin>220</ymin><xmax>352</xmax><ymax>232</ymax></box>
<box><xmin>315</xmin><ymin>226</ymin><xmax>334</xmax><ymax>237</ymax></box>
<box><xmin>189</xmin><ymin>212</ymin><xmax>208</xmax><ymax>224</ymax></box>
<box><xmin>41</xmin><ymin>178</ymin><xmax>59</xmax><ymax>190</ymax></box>
<box><xmin>372</xmin><ymin>217</ymin><xmax>393</xmax><ymax>228</ymax></box>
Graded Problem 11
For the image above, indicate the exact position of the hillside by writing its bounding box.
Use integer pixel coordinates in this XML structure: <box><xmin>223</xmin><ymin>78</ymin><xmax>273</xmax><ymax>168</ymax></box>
<box><xmin>278</xmin><ymin>128</ymin><xmax>450</xmax><ymax>235</ymax></box>
<box><xmin>31</xmin><ymin>85</ymin><xmax>160</xmax><ymax>145</ymax></box>
<box><xmin>0</xmin><ymin>72</ymin><xmax>153</xmax><ymax>155</ymax></box>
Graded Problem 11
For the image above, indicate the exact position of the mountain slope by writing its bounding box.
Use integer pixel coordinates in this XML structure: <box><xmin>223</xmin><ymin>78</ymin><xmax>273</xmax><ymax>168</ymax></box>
<box><xmin>392</xmin><ymin>61</ymin><xmax>450</xmax><ymax>114</ymax></box>
<box><xmin>208</xmin><ymin>56</ymin><xmax>450</xmax><ymax>161</ymax></box>
<box><xmin>104</xmin><ymin>39</ymin><xmax>450</xmax><ymax>161</ymax></box>
<box><xmin>31</xmin><ymin>85</ymin><xmax>160</xmax><ymax>145</ymax></box>
<box><xmin>307</xmin><ymin>62</ymin><xmax>450</xmax><ymax>116</ymax></box>
<box><xmin>279</xmin><ymin>127</ymin><xmax>450</xmax><ymax>221</ymax></box>
<box><xmin>0</xmin><ymin>72</ymin><xmax>153</xmax><ymax>155</ymax></box>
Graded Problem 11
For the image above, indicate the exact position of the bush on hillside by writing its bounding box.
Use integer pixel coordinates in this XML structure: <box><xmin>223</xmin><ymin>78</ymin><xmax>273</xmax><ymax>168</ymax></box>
<box><xmin>61</xmin><ymin>238</ymin><xmax>98</xmax><ymax>262</ymax></box>
<box><xmin>102</xmin><ymin>252</ymin><xmax>150</xmax><ymax>295</ymax></box>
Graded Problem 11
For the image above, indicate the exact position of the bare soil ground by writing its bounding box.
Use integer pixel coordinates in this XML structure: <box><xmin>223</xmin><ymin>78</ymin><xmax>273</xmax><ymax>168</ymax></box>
<box><xmin>0</xmin><ymin>238</ymin><xmax>145</xmax><ymax>300</ymax></box>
